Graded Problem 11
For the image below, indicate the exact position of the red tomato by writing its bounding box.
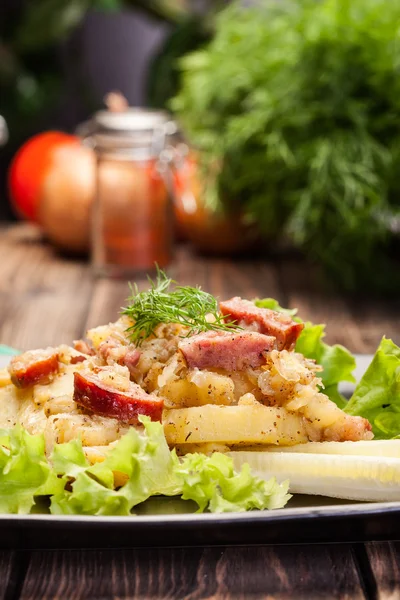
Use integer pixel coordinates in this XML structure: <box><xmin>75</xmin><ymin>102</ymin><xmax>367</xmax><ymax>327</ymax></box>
<box><xmin>8</xmin><ymin>131</ymin><xmax>79</xmax><ymax>222</ymax></box>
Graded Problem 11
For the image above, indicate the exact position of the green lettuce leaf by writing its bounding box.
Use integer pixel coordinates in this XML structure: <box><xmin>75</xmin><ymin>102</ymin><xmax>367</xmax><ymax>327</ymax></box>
<box><xmin>255</xmin><ymin>298</ymin><xmax>356</xmax><ymax>406</ymax></box>
<box><xmin>175</xmin><ymin>451</ymin><xmax>290</xmax><ymax>513</ymax></box>
<box><xmin>295</xmin><ymin>323</ymin><xmax>356</xmax><ymax>408</ymax></box>
<box><xmin>345</xmin><ymin>338</ymin><xmax>400</xmax><ymax>438</ymax></box>
<box><xmin>254</xmin><ymin>298</ymin><xmax>298</xmax><ymax>318</ymax></box>
<box><xmin>0</xmin><ymin>419</ymin><xmax>291</xmax><ymax>515</ymax></box>
<box><xmin>50</xmin><ymin>417</ymin><xmax>289</xmax><ymax>515</ymax></box>
<box><xmin>0</xmin><ymin>427</ymin><xmax>61</xmax><ymax>514</ymax></box>
<box><xmin>50</xmin><ymin>437</ymin><xmax>131</xmax><ymax>516</ymax></box>
<box><xmin>50</xmin><ymin>418</ymin><xmax>181</xmax><ymax>516</ymax></box>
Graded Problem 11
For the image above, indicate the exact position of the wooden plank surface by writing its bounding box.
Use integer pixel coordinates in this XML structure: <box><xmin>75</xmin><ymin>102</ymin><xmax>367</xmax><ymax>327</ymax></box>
<box><xmin>0</xmin><ymin>225</ymin><xmax>93</xmax><ymax>350</ymax></box>
<box><xmin>1</xmin><ymin>224</ymin><xmax>398</xmax><ymax>354</ymax></box>
<box><xmin>18</xmin><ymin>545</ymin><xmax>364</xmax><ymax>600</ymax></box>
<box><xmin>278</xmin><ymin>255</ymin><xmax>400</xmax><ymax>353</ymax></box>
<box><xmin>0</xmin><ymin>223</ymin><xmax>400</xmax><ymax>599</ymax></box>
<box><xmin>365</xmin><ymin>542</ymin><xmax>400</xmax><ymax>600</ymax></box>
<box><xmin>0</xmin><ymin>551</ymin><xmax>16</xmax><ymax>600</ymax></box>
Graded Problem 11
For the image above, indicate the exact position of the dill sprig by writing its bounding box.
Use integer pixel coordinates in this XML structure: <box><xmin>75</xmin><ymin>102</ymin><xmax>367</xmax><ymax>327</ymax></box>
<box><xmin>171</xmin><ymin>0</ymin><xmax>400</xmax><ymax>293</ymax></box>
<box><xmin>122</xmin><ymin>268</ymin><xmax>238</xmax><ymax>345</ymax></box>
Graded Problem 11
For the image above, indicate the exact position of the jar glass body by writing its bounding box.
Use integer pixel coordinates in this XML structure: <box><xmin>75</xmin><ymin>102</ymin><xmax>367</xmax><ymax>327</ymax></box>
<box><xmin>90</xmin><ymin>116</ymin><xmax>174</xmax><ymax>277</ymax></box>
<box><xmin>172</xmin><ymin>150</ymin><xmax>260</xmax><ymax>255</ymax></box>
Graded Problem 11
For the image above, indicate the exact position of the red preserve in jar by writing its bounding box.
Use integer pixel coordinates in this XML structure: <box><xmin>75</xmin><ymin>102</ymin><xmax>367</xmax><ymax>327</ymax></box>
<box><xmin>87</xmin><ymin>109</ymin><xmax>176</xmax><ymax>277</ymax></box>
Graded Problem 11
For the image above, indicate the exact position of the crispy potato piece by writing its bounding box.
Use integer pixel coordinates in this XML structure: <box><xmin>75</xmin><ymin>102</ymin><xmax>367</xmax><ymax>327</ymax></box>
<box><xmin>163</xmin><ymin>404</ymin><xmax>307</xmax><ymax>446</ymax></box>
<box><xmin>84</xmin><ymin>444</ymin><xmax>128</xmax><ymax>487</ymax></box>
<box><xmin>161</xmin><ymin>370</ymin><xmax>235</xmax><ymax>409</ymax></box>
<box><xmin>18</xmin><ymin>395</ymin><xmax>48</xmax><ymax>435</ymax></box>
<box><xmin>161</xmin><ymin>378</ymin><xmax>198</xmax><ymax>408</ymax></box>
<box><xmin>33</xmin><ymin>364</ymin><xmax>76</xmax><ymax>407</ymax></box>
<box><xmin>0</xmin><ymin>384</ymin><xmax>22</xmax><ymax>428</ymax></box>
<box><xmin>44</xmin><ymin>413</ymin><xmax>130</xmax><ymax>451</ymax></box>
<box><xmin>0</xmin><ymin>369</ymin><xmax>11</xmax><ymax>388</ymax></box>
<box><xmin>189</xmin><ymin>370</ymin><xmax>234</xmax><ymax>406</ymax></box>
<box><xmin>43</xmin><ymin>394</ymin><xmax>77</xmax><ymax>416</ymax></box>
<box><xmin>174</xmin><ymin>442</ymin><xmax>231</xmax><ymax>456</ymax></box>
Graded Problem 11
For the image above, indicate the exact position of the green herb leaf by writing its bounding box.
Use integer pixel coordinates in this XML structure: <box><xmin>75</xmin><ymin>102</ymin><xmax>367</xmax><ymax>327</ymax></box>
<box><xmin>123</xmin><ymin>268</ymin><xmax>239</xmax><ymax>345</ymax></box>
<box><xmin>172</xmin><ymin>0</ymin><xmax>400</xmax><ymax>293</ymax></box>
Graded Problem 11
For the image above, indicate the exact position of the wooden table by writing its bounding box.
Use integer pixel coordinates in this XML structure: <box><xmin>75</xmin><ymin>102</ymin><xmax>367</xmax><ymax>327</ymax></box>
<box><xmin>1</xmin><ymin>223</ymin><xmax>400</xmax><ymax>600</ymax></box>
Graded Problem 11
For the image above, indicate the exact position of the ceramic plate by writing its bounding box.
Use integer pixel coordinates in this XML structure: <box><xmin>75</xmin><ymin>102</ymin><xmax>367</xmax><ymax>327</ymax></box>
<box><xmin>2</xmin><ymin>353</ymin><xmax>395</xmax><ymax>549</ymax></box>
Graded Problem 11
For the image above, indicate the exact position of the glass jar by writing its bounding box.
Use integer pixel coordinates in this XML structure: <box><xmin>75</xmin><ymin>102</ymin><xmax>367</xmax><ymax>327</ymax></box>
<box><xmin>172</xmin><ymin>150</ymin><xmax>260</xmax><ymax>255</ymax></box>
<box><xmin>85</xmin><ymin>109</ymin><xmax>177</xmax><ymax>277</ymax></box>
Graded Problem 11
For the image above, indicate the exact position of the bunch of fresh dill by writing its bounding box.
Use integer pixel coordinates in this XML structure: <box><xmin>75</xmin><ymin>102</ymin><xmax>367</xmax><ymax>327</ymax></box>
<box><xmin>171</xmin><ymin>0</ymin><xmax>400</xmax><ymax>293</ymax></box>
<box><xmin>123</xmin><ymin>269</ymin><xmax>237</xmax><ymax>345</ymax></box>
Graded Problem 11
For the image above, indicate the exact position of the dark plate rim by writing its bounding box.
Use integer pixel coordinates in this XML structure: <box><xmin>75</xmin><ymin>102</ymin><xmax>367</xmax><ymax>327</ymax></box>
<box><xmin>0</xmin><ymin>499</ymin><xmax>399</xmax><ymax>524</ymax></box>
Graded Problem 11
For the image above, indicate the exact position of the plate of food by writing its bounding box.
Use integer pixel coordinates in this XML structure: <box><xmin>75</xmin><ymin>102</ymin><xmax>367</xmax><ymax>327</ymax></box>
<box><xmin>0</xmin><ymin>270</ymin><xmax>399</xmax><ymax>549</ymax></box>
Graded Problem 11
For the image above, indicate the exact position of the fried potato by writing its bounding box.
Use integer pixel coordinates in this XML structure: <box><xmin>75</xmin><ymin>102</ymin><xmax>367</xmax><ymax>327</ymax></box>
<box><xmin>44</xmin><ymin>413</ymin><xmax>130</xmax><ymax>451</ymax></box>
<box><xmin>163</xmin><ymin>404</ymin><xmax>307</xmax><ymax>446</ymax></box>
<box><xmin>0</xmin><ymin>384</ymin><xmax>21</xmax><ymax>428</ymax></box>
<box><xmin>161</xmin><ymin>369</ymin><xmax>235</xmax><ymax>409</ymax></box>
<box><xmin>83</xmin><ymin>444</ymin><xmax>129</xmax><ymax>487</ymax></box>
<box><xmin>0</xmin><ymin>369</ymin><xmax>11</xmax><ymax>388</ymax></box>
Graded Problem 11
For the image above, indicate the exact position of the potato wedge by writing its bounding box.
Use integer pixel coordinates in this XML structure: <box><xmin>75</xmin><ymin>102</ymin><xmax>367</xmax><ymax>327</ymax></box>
<box><xmin>163</xmin><ymin>404</ymin><xmax>307</xmax><ymax>446</ymax></box>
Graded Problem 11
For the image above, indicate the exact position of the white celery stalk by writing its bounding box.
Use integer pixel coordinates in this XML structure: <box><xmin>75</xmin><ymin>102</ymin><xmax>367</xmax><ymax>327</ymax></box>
<box><xmin>259</xmin><ymin>440</ymin><xmax>400</xmax><ymax>458</ymax></box>
<box><xmin>228</xmin><ymin>451</ymin><xmax>400</xmax><ymax>501</ymax></box>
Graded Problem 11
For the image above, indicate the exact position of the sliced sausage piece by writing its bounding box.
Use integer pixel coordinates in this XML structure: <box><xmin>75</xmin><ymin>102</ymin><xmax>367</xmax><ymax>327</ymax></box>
<box><xmin>179</xmin><ymin>330</ymin><xmax>275</xmax><ymax>371</ymax></box>
<box><xmin>9</xmin><ymin>348</ymin><xmax>59</xmax><ymax>388</ymax></box>
<box><xmin>73</xmin><ymin>369</ymin><xmax>163</xmax><ymax>423</ymax></box>
<box><xmin>220</xmin><ymin>297</ymin><xmax>304</xmax><ymax>351</ymax></box>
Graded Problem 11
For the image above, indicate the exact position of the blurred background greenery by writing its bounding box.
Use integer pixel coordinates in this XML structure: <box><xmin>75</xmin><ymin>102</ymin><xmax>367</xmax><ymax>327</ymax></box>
<box><xmin>0</xmin><ymin>0</ymin><xmax>216</xmax><ymax>214</ymax></box>
<box><xmin>0</xmin><ymin>0</ymin><xmax>217</xmax><ymax>146</ymax></box>
<box><xmin>1</xmin><ymin>0</ymin><xmax>399</xmax><ymax>295</ymax></box>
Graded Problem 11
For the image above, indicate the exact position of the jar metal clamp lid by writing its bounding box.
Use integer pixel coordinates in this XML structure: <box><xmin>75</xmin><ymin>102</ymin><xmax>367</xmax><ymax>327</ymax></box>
<box><xmin>79</xmin><ymin>108</ymin><xmax>178</xmax><ymax>161</ymax></box>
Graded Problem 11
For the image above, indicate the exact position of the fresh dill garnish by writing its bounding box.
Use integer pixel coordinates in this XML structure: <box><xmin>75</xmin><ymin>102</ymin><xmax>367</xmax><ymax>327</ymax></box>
<box><xmin>122</xmin><ymin>268</ymin><xmax>238</xmax><ymax>345</ymax></box>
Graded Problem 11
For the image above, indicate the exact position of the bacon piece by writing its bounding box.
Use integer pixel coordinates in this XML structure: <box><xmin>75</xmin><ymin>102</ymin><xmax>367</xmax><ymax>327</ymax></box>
<box><xmin>97</xmin><ymin>340</ymin><xmax>141</xmax><ymax>374</ymax></box>
<box><xmin>322</xmin><ymin>414</ymin><xmax>373</xmax><ymax>443</ymax></box>
<box><xmin>9</xmin><ymin>348</ymin><xmax>59</xmax><ymax>388</ymax></box>
<box><xmin>97</xmin><ymin>339</ymin><xmax>122</xmax><ymax>363</ymax></box>
<box><xmin>123</xmin><ymin>347</ymin><xmax>141</xmax><ymax>374</ymax></box>
<box><xmin>73</xmin><ymin>369</ymin><xmax>163</xmax><ymax>423</ymax></box>
<box><xmin>73</xmin><ymin>340</ymin><xmax>94</xmax><ymax>356</ymax></box>
<box><xmin>220</xmin><ymin>297</ymin><xmax>304</xmax><ymax>351</ymax></box>
<box><xmin>179</xmin><ymin>330</ymin><xmax>275</xmax><ymax>371</ymax></box>
<box><xmin>70</xmin><ymin>354</ymin><xmax>87</xmax><ymax>365</ymax></box>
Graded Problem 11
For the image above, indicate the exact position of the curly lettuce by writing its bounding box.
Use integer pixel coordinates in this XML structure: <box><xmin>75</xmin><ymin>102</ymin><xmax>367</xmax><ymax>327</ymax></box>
<box><xmin>0</xmin><ymin>427</ymin><xmax>63</xmax><ymax>514</ymax></box>
<box><xmin>176</xmin><ymin>451</ymin><xmax>290</xmax><ymax>513</ymax></box>
<box><xmin>0</xmin><ymin>417</ymin><xmax>289</xmax><ymax>515</ymax></box>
